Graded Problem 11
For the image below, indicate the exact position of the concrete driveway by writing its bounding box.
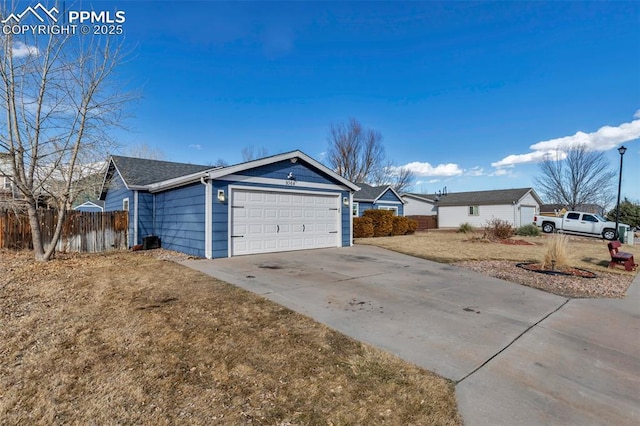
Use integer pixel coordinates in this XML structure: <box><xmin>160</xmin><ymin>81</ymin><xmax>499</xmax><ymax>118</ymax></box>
<box><xmin>182</xmin><ymin>245</ymin><xmax>640</xmax><ymax>425</ymax></box>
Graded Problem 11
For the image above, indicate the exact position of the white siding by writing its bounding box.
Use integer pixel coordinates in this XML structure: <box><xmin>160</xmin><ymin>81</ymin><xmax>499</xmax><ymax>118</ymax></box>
<box><xmin>515</xmin><ymin>192</ymin><xmax>540</xmax><ymax>227</ymax></box>
<box><xmin>403</xmin><ymin>197</ymin><xmax>438</xmax><ymax>216</ymax></box>
<box><xmin>438</xmin><ymin>204</ymin><xmax>519</xmax><ymax>228</ymax></box>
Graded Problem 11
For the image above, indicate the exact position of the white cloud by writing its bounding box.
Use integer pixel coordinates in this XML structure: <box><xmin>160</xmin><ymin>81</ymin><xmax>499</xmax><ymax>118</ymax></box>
<box><xmin>12</xmin><ymin>41</ymin><xmax>39</xmax><ymax>57</ymax></box>
<box><xmin>492</xmin><ymin>112</ymin><xmax>640</xmax><ymax>168</ymax></box>
<box><xmin>466</xmin><ymin>166</ymin><xmax>484</xmax><ymax>176</ymax></box>
<box><xmin>188</xmin><ymin>144</ymin><xmax>201</xmax><ymax>150</ymax></box>
<box><xmin>490</xmin><ymin>168</ymin><xmax>512</xmax><ymax>177</ymax></box>
<box><xmin>491</xmin><ymin>150</ymin><xmax>567</xmax><ymax>167</ymax></box>
<box><xmin>399</xmin><ymin>161</ymin><xmax>464</xmax><ymax>177</ymax></box>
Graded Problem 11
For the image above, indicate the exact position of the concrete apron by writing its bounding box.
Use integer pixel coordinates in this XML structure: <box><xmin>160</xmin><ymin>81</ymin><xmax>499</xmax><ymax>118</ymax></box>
<box><xmin>181</xmin><ymin>245</ymin><xmax>640</xmax><ymax>425</ymax></box>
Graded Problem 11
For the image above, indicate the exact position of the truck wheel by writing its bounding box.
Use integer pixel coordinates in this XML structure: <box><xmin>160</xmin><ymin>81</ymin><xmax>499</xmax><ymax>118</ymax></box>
<box><xmin>602</xmin><ymin>228</ymin><xmax>616</xmax><ymax>241</ymax></box>
<box><xmin>542</xmin><ymin>223</ymin><xmax>555</xmax><ymax>234</ymax></box>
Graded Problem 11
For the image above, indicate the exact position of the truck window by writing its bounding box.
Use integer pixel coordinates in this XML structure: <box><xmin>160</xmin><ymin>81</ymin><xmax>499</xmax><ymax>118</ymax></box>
<box><xmin>566</xmin><ymin>212</ymin><xmax>580</xmax><ymax>220</ymax></box>
<box><xmin>583</xmin><ymin>214</ymin><xmax>597</xmax><ymax>222</ymax></box>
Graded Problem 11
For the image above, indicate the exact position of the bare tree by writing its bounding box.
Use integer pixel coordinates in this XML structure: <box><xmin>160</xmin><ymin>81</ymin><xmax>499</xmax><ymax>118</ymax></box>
<box><xmin>0</xmin><ymin>14</ymin><xmax>134</xmax><ymax>261</ymax></box>
<box><xmin>534</xmin><ymin>144</ymin><xmax>616</xmax><ymax>210</ymax></box>
<box><xmin>326</xmin><ymin>118</ymin><xmax>413</xmax><ymax>191</ymax></box>
<box><xmin>326</xmin><ymin>118</ymin><xmax>386</xmax><ymax>183</ymax></box>
<box><xmin>390</xmin><ymin>166</ymin><xmax>414</xmax><ymax>193</ymax></box>
<box><xmin>241</xmin><ymin>146</ymin><xmax>269</xmax><ymax>162</ymax></box>
<box><xmin>125</xmin><ymin>142</ymin><xmax>166</xmax><ymax>160</ymax></box>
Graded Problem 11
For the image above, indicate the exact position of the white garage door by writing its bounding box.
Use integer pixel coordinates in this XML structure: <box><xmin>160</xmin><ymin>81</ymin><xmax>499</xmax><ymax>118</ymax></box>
<box><xmin>520</xmin><ymin>206</ymin><xmax>536</xmax><ymax>227</ymax></box>
<box><xmin>230</xmin><ymin>189</ymin><xmax>340</xmax><ymax>256</ymax></box>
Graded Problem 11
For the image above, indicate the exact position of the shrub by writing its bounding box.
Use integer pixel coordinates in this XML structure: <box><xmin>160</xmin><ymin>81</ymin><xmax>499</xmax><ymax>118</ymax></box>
<box><xmin>542</xmin><ymin>233</ymin><xmax>570</xmax><ymax>270</ymax></box>
<box><xmin>406</xmin><ymin>218</ymin><xmax>418</xmax><ymax>234</ymax></box>
<box><xmin>363</xmin><ymin>209</ymin><xmax>394</xmax><ymax>237</ymax></box>
<box><xmin>353</xmin><ymin>217</ymin><xmax>374</xmax><ymax>238</ymax></box>
<box><xmin>457</xmin><ymin>223</ymin><xmax>473</xmax><ymax>233</ymax></box>
<box><xmin>516</xmin><ymin>224</ymin><xmax>541</xmax><ymax>237</ymax></box>
<box><xmin>484</xmin><ymin>218</ymin><xmax>514</xmax><ymax>240</ymax></box>
<box><xmin>391</xmin><ymin>216</ymin><xmax>409</xmax><ymax>236</ymax></box>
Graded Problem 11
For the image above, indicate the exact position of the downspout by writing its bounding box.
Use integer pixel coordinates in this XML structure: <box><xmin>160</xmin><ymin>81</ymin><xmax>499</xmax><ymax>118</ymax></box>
<box><xmin>133</xmin><ymin>191</ymin><xmax>139</xmax><ymax>246</ymax></box>
<box><xmin>349</xmin><ymin>192</ymin><xmax>354</xmax><ymax>246</ymax></box>
<box><xmin>201</xmin><ymin>176</ymin><xmax>212</xmax><ymax>259</ymax></box>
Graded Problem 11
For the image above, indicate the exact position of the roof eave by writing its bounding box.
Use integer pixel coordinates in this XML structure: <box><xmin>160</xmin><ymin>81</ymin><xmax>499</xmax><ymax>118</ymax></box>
<box><xmin>207</xmin><ymin>150</ymin><xmax>360</xmax><ymax>192</ymax></box>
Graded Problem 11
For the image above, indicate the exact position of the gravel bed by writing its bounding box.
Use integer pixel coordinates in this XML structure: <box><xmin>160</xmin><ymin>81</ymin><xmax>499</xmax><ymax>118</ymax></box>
<box><xmin>454</xmin><ymin>260</ymin><xmax>633</xmax><ymax>298</ymax></box>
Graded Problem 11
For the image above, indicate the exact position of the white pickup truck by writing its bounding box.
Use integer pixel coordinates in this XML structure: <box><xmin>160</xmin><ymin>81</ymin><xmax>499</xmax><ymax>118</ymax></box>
<box><xmin>533</xmin><ymin>211</ymin><xmax>628</xmax><ymax>240</ymax></box>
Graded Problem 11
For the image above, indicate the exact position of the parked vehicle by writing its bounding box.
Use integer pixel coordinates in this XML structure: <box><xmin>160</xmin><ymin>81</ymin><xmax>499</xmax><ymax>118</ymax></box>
<box><xmin>533</xmin><ymin>211</ymin><xmax>629</xmax><ymax>240</ymax></box>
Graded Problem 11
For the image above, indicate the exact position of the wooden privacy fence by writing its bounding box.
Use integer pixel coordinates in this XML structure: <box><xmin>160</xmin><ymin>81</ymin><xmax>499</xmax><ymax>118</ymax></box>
<box><xmin>0</xmin><ymin>210</ymin><xmax>128</xmax><ymax>253</ymax></box>
<box><xmin>407</xmin><ymin>215</ymin><xmax>438</xmax><ymax>232</ymax></box>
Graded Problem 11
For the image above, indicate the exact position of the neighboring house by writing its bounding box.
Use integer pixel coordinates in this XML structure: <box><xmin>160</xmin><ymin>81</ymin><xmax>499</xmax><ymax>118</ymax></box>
<box><xmin>436</xmin><ymin>188</ymin><xmax>542</xmax><ymax>229</ymax></box>
<box><xmin>540</xmin><ymin>203</ymin><xmax>605</xmax><ymax>216</ymax></box>
<box><xmin>0</xmin><ymin>152</ymin><xmax>16</xmax><ymax>204</ymax></box>
<box><xmin>74</xmin><ymin>200</ymin><xmax>105</xmax><ymax>212</ymax></box>
<box><xmin>99</xmin><ymin>150</ymin><xmax>359</xmax><ymax>258</ymax></box>
<box><xmin>352</xmin><ymin>183</ymin><xmax>405</xmax><ymax>217</ymax></box>
<box><xmin>401</xmin><ymin>193</ymin><xmax>438</xmax><ymax>216</ymax></box>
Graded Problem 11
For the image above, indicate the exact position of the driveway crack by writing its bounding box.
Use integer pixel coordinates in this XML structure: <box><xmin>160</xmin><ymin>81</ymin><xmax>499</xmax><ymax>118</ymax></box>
<box><xmin>456</xmin><ymin>298</ymin><xmax>571</xmax><ymax>385</ymax></box>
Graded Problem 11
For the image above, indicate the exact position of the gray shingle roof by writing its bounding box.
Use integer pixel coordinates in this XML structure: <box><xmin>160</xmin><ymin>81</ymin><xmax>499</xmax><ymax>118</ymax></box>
<box><xmin>111</xmin><ymin>155</ymin><xmax>213</xmax><ymax>187</ymax></box>
<box><xmin>354</xmin><ymin>183</ymin><xmax>389</xmax><ymax>201</ymax></box>
<box><xmin>434</xmin><ymin>188</ymin><xmax>536</xmax><ymax>206</ymax></box>
<box><xmin>403</xmin><ymin>193</ymin><xmax>437</xmax><ymax>203</ymax></box>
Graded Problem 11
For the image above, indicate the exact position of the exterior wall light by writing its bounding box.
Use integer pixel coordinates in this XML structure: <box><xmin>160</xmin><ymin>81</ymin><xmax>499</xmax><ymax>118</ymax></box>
<box><xmin>343</xmin><ymin>197</ymin><xmax>349</xmax><ymax>206</ymax></box>
<box><xmin>217</xmin><ymin>189</ymin><xmax>226</xmax><ymax>203</ymax></box>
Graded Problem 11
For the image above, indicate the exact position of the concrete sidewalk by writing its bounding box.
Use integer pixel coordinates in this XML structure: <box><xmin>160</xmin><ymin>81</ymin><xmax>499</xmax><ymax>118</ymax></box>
<box><xmin>182</xmin><ymin>246</ymin><xmax>640</xmax><ymax>425</ymax></box>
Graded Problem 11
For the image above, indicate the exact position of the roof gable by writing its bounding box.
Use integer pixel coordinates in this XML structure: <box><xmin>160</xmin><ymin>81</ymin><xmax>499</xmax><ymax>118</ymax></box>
<box><xmin>435</xmin><ymin>188</ymin><xmax>541</xmax><ymax>206</ymax></box>
<box><xmin>354</xmin><ymin>183</ymin><xmax>404</xmax><ymax>204</ymax></box>
<box><xmin>101</xmin><ymin>150</ymin><xmax>360</xmax><ymax>196</ymax></box>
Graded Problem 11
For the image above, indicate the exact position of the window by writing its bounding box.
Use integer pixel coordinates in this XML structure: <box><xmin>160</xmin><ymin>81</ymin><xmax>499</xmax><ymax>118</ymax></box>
<box><xmin>583</xmin><ymin>214</ymin><xmax>598</xmax><ymax>222</ymax></box>
<box><xmin>566</xmin><ymin>212</ymin><xmax>580</xmax><ymax>220</ymax></box>
<box><xmin>1</xmin><ymin>176</ymin><xmax>10</xmax><ymax>190</ymax></box>
<box><xmin>122</xmin><ymin>198</ymin><xmax>129</xmax><ymax>211</ymax></box>
<box><xmin>469</xmin><ymin>206</ymin><xmax>479</xmax><ymax>216</ymax></box>
<box><xmin>352</xmin><ymin>202</ymin><xmax>359</xmax><ymax>217</ymax></box>
<box><xmin>378</xmin><ymin>206</ymin><xmax>398</xmax><ymax>216</ymax></box>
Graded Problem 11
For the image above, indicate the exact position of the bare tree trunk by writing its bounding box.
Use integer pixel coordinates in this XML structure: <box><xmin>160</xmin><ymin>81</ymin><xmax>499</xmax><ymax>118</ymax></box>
<box><xmin>0</xmin><ymin>3</ymin><xmax>135</xmax><ymax>261</ymax></box>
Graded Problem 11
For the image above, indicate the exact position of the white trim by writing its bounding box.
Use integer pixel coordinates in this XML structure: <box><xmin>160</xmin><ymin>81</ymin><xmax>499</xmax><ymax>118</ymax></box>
<box><xmin>217</xmin><ymin>174</ymin><xmax>351</xmax><ymax>191</ymax></box>
<box><xmin>73</xmin><ymin>201</ymin><xmax>104</xmax><ymax>211</ymax></box>
<box><xmin>378</xmin><ymin>205</ymin><xmax>399</xmax><ymax>215</ymax></box>
<box><xmin>133</xmin><ymin>191</ymin><xmax>139</xmax><ymax>246</ymax></box>
<box><xmin>374</xmin><ymin>186</ymin><xmax>406</xmax><ymax>204</ymax></box>
<box><xmin>375</xmin><ymin>200</ymin><xmax>403</xmax><ymax>205</ymax></box>
<box><xmin>204</xmin><ymin>179</ymin><xmax>212</xmax><ymax>259</ymax></box>
<box><xmin>227</xmin><ymin>184</ymin><xmax>342</xmax><ymax>257</ymax></box>
<box><xmin>147</xmin><ymin>150</ymin><xmax>361</xmax><ymax>193</ymax></box>
<box><xmin>209</xmin><ymin>151</ymin><xmax>359</xmax><ymax>191</ymax></box>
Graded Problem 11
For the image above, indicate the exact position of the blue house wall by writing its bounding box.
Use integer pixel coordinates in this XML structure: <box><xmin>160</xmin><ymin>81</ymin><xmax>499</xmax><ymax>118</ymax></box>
<box><xmin>103</xmin><ymin>156</ymin><xmax>354</xmax><ymax>258</ymax></box>
<box><xmin>103</xmin><ymin>173</ymin><xmax>134</xmax><ymax>246</ymax></box>
<box><xmin>240</xmin><ymin>160</ymin><xmax>335</xmax><ymax>185</ymax></box>
<box><xmin>355</xmin><ymin>189</ymin><xmax>404</xmax><ymax>217</ymax></box>
<box><xmin>137</xmin><ymin>192</ymin><xmax>154</xmax><ymax>243</ymax></box>
<box><xmin>154</xmin><ymin>182</ymin><xmax>206</xmax><ymax>257</ymax></box>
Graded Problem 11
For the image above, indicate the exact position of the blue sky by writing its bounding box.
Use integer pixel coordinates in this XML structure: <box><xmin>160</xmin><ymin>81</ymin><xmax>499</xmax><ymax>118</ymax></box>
<box><xmin>58</xmin><ymin>1</ymin><xmax>640</xmax><ymax>200</ymax></box>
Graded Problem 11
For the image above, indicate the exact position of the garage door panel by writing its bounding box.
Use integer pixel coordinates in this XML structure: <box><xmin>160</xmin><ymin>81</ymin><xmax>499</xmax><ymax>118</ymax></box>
<box><xmin>230</xmin><ymin>189</ymin><xmax>340</xmax><ymax>256</ymax></box>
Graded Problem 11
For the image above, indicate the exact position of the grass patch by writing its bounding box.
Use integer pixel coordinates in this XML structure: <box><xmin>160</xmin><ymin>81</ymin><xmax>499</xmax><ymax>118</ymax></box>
<box><xmin>356</xmin><ymin>231</ymin><xmax>640</xmax><ymax>275</ymax></box>
<box><xmin>0</xmin><ymin>250</ymin><xmax>460</xmax><ymax>425</ymax></box>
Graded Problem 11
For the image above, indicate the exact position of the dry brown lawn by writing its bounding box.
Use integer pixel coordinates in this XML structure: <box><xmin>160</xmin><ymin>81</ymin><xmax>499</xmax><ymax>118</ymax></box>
<box><xmin>0</xmin><ymin>249</ymin><xmax>460</xmax><ymax>425</ymax></box>
<box><xmin>357</xmin><ymin>231</ymin><xmax>639</xmax><ymax>298</ymax></box>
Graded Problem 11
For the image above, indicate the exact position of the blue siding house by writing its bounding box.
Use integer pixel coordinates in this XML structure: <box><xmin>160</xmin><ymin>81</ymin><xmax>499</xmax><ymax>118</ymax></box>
<box><xmin>100</xmin><ymin>151</ymin><xmax>359</xmax><ymax>258</ymax></box>
<box><xmin>353</xmin><ymin>183</ymin><xmax>405</xmax><ymax>217</ymax></box>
